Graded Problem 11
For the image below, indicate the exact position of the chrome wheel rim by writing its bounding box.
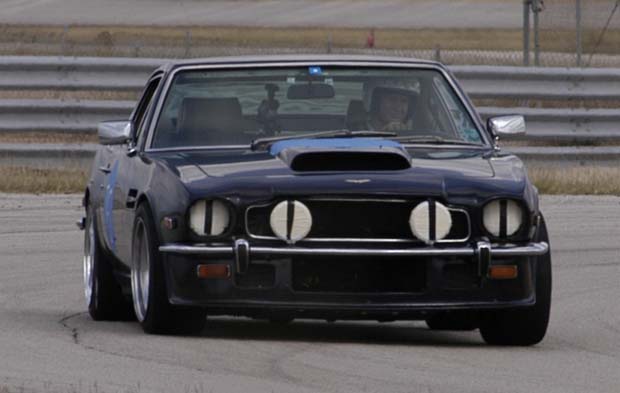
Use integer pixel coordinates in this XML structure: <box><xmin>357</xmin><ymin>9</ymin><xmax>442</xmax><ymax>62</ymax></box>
<box><xmin>131</xmin><ymin>218</ymin><xmax>150</xmax><ymax>322</ymax></box>
<box><xmin>83</xmin><ymin>216</ymin><xmax>94</xmax><ymax>307</ymax></box>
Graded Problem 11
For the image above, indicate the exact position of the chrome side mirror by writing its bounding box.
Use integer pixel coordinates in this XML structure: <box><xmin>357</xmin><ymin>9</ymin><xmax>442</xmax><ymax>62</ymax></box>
<box><xmin>98</xmin><ymin>121</ymin><xmax>132</xmax><ymax>145</ymax></box>
<box><xmin>487</xmin><ymin>115</ymin><xmax>526</xmax><ymax>136</ymax></box>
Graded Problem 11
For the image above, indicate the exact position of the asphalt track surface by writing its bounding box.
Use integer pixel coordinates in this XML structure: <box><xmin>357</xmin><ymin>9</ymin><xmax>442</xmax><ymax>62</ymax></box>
<box><xmin>0</xmin><ymin>194</ymin><xmax>619</xmax><ymax>393</ymax></box>
<box><xmin>1</xmin><ymin>0</ymin><xmax>521</xmax><ymax>28</ymax></box>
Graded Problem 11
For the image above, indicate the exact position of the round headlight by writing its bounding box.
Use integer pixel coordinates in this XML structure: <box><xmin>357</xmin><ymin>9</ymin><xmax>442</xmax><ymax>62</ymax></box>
<box><xmin>483</xmin><ymin>199</ymin><xmax>523</xmax><ymax>237</ymax></box>
<box><xmin>270</xmin><ymin>200</ymin><xmax>312</xmax><ymax>244</ymax></box>
<box><xmin>409</xmin><ymin>201</ymin><xmax>452</xmax><ymax>244</ymax></box>
<box><xmin>189</xmin><ymin>200</ymin><xmax>230</xmax><ymax>236</ymax></box>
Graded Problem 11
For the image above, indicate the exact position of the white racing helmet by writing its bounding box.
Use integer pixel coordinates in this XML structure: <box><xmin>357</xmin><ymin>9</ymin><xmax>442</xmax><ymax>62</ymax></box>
<box><xmin>362</xmin><ymin>79</ymin><xmax>421</xmax><ymax>113</ymax></box>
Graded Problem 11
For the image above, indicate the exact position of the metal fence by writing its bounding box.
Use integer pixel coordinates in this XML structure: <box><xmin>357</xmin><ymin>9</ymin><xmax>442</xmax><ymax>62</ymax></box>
<box><xmin>527</xmin><ymin>0</ymin><xmax>620</xmax><ymax>66</ymax></box>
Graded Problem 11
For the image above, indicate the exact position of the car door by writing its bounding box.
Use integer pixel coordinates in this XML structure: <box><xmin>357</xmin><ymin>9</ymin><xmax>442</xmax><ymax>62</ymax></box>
<box><xmin>111</xmin><ymin>75</ymin><xmax>163</xmax><ymax>265</ymax></box>
<box><xmin>94</xmin><ymin>140</ymin><xmax>123</xmax><ymax>255</ymax></box>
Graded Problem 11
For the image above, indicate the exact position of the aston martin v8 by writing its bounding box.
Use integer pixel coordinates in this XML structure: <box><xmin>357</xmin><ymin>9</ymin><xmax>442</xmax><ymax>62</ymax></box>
<box><xmin>80</xmin><ymin>55</ymin><xmax>551</xmax><ymax>345</ymax></box>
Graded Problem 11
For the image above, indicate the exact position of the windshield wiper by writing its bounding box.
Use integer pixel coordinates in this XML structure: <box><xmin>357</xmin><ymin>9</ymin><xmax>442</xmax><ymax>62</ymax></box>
<box><xmin>390</xmin><ymin>135</ymin><xmax>484</xmax><ymax>146</ymax></box>
<box><xmin>251</xmin><ymin>130</ymin><xmax>397</xmax><ymax>150</ymax></box>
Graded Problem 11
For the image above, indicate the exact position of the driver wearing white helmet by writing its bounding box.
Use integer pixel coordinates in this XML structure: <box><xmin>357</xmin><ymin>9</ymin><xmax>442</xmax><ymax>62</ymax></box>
<box><xmin>363</xmin><ymin>80</ymin><xmax>419</xmax><ymax>133</ymax></box>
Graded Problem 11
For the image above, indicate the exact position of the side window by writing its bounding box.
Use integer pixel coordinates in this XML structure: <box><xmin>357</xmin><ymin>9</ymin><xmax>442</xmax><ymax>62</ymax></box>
<box><xmin>432</xmin><ymin>76</ymin><xmax>480</xmax><ymax>142</ymax></box>
<box><xmin>132</xmin><ymin>76</ymin><xmax>162</xmax><ymax>142</ymax></box>
<box><xmin>428</xmin><ymin>92</ymin><xmax>454</xmax><ymax>136</ymax></box>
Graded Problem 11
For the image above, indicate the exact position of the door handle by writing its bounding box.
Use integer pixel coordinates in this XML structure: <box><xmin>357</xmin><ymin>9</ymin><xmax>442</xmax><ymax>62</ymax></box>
<box><xmin>98</xmin><ymin>165</ymin><xmax>111</xmax><ymax>174</ymax></box>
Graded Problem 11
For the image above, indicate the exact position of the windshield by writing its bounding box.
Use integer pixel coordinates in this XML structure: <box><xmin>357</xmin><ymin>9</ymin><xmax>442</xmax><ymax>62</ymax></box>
<box><xmin>150</xmin><ymin>66</ymin><xmax>484</xmax><ymax>149</ymax></box>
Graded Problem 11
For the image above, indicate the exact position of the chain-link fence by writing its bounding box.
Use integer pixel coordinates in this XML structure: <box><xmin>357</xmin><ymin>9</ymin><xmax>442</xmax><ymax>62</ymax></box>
<box><xmin>535</xmin><ymin>0</ymin><xmax>620</xmax><ymax>67</ymax></box>
<box><xmin>0</xmin><ymin>24</ymin><xmax>526</xmax><ymax>66</ymax></box>
<box><xmin>1</xmin><ymin>3</ymin><xmax>620</xmax><ymax>68</ymax></box>
<box><xmin>0</xmin><ymin>43</ymin><xmax>529</xmax><ymax>67</ymax></box>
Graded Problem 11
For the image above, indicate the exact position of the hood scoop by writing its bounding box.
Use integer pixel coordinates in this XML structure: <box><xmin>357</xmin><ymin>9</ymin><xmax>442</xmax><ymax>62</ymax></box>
<box><xmin>270</xmin><ymin>138</ymin><xmax>412</xmax><ymax>172</ymax></box>
<box><xmin>289</xmin><ymin>150</ymin><xmax>411</xmax><ymax>171</ymax></box>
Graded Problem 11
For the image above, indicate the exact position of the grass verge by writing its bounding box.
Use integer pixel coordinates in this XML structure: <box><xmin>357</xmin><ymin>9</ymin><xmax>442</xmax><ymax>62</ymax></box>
<box><xmin>0</xmin><ymin>132</ymin><xmax>97</xmax><ymax>144</ymax></box>
<box><xmin>2</xmin><ymin>24</ymin><xmax>619</xmax><ymax>54</ymax></box>
<box><xmin>0</xmin><ymin>166</ymin><xmax>88</xmax><ymax>194</ymax></box>
<box><xmin>528</xmin><ymin>166</ymin><xmax>620</xmax><ymax>195</ymax></box>
<box><xmin>0</xmin><ymin>89</ymin><xmax>139</xmax><ymax>101</ymax></box>
<box><xmin>0</xmin><ymin>25</ymin><xmax>524</xmax><ymax>52</ymax></box>
<box><xmin>0</xmin><ymin>165</ymin><xmax>618</xmax><ymax>195</ymax></box>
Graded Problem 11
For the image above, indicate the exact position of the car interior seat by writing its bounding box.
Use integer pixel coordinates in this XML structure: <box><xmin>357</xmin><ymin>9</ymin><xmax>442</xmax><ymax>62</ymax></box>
<box><xmin>176</xmin><ymin>97</ymin><xmax>248</xmax><ymax>145</ymax></box>
<box><xmin>346</xmin><ymin>99</ymin><xmax>368</xmax><ymax>131</ymax></box>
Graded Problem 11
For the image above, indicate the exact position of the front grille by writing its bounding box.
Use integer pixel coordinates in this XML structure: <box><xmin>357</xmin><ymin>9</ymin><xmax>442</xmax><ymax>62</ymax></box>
<box><xmin>292</xmin><ymin>255</ymin><xmax>427</xmax><ymax>293</ymax></box>
<box><xmin>246</xmin><ymin>197</ymin><xmax>470</xmax><ymax>242</ymax></box>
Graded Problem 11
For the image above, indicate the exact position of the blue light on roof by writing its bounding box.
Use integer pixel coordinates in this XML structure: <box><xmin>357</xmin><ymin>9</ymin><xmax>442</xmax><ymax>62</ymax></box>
<box><xmin>308</xmin><ymin>66</ymin><xmax>322</xmax><ymax>75</ymax></box>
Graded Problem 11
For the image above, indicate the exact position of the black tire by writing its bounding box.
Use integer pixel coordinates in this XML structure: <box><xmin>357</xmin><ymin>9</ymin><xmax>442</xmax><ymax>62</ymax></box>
<box><xmin>425</xmin><ymin>311</ymin><xmax>478</xmax><ymax>331</ymax></box>
<box><xmin>479</xmin><ymin>215</ymin><xmax>552</xmax><ymax>346</ymax></box>
<box><xmin>131</xmin><ymin>203</ymin><xmax>207</xmax><ymax>335</ymax></box>
<box><xmin>83</xmin><ymin>205</ymin><xmax>134</xmax><ymax>321</ymax></box>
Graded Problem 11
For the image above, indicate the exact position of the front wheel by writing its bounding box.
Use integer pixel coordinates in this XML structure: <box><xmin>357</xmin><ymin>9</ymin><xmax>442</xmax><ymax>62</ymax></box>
<box><xmin>479</xmin><ymin>215</ymin><xmax>552</xmax><ymax>346</ymax></box>
<box><xmin>131</xmin><ymin>203</ymin><xmax>206</xmax><ymax>334</ymax></box>
<box><xmin>83</xmin><ymin>206</ymin><xmax>133</xmax><ymax>321</ymax></box>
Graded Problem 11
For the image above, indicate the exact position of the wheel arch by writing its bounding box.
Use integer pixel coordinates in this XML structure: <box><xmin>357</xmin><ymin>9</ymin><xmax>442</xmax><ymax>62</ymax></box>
<box><xmin>83</xmin><ymin>186</ymin><xmax>91</xmax><ymax>208</ymax></box>
<box><xmin>134</xmin><ymin>192</ymin><xmax>162</xmax><ymax>245</ymax></box>
<box><xmin>136</xmin><ymin>193</ymin><xmax>151</xmax><ymax>211</ymax></box>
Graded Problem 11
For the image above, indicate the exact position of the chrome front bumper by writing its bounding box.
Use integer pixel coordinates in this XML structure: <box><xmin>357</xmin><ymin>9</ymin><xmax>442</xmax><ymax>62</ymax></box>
<box><xmin>160</xmin><ymin>240</ymin><xmax>548</xmax><ymax>277</ymax></box>
<box><xmin>159</xmin><ymin>241</ymin><xmax>548</xmax><ymax>310</ymax></box>
<box><xmin>159</xmin><ymin>241</ymin><xmax>549</xmax><ymax>257</ymax></box>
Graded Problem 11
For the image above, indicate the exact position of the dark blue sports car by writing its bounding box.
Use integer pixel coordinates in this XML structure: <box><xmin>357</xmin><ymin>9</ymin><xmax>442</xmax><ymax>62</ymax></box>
<box><xmin>80</xmin><ymin>55</ymin><xmax>551</xmax><ymax>345</ymax></box>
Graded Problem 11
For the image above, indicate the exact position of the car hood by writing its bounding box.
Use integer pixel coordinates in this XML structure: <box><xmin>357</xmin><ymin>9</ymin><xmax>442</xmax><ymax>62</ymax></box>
<box><xmin>152</xmin><ymin>143</ymin><xmax>529</xmax><ymax>204</ymax></box>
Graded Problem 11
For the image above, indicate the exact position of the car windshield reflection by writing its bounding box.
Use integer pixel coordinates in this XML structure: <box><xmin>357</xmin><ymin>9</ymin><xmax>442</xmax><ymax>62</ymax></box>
<box><xmin>151</xmin><ymin>66</ymin><xmax>485</xmax><ymax>149</ymax></box>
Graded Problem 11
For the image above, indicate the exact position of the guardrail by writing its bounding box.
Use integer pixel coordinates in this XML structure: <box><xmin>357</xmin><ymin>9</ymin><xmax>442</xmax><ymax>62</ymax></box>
<box><xmin>451</xmin><ymin>65</ymin><xmax>620</xmax><ymax>101</ymax></box>
<box><xmin>3</xmin><ymin>143</ymin><xmax>618</xmax><ymax>169</ymax></box>
<box><xmin>0</xmin><ymin>56</ymin><xmax>619</xmax><ymax>142</ymax></box>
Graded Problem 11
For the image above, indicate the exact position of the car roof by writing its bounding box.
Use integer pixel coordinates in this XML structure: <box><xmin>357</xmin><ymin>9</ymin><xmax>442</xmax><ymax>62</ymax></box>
<box><xmin>153</xmin><ymin>54</ymin><xmax>445</xmax><ymax>74</ymax></box>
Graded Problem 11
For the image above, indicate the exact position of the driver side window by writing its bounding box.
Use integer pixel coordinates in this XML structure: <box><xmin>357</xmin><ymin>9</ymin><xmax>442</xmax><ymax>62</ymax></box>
<box><xmin>132</xmin><ymin>76</ymin><xmax>162</xmax><ymax>143</ymax></box>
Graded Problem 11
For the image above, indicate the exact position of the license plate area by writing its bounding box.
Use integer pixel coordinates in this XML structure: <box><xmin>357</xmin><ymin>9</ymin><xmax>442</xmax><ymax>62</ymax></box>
<box><xmin>292</xmin><ymin>255</ymin><xmax>427</xmax><ymax>293</ymax></box>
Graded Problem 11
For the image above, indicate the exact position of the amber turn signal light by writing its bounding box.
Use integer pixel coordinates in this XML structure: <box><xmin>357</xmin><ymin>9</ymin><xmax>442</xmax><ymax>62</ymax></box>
<box><xmin>197</xmin><ymin>264</ymin><xmax>230</xmax><ymax>279</ymax></box>
<box><xmin>162</xmin><ymin>216</ymin><xmax>178</xmax><ymax>230</ymax></box>
<box><xmin>488</xmin><ymin>265</ymin><xmax>518</xmax><ymax>280</ymax></box>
